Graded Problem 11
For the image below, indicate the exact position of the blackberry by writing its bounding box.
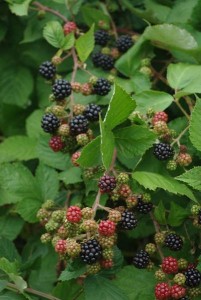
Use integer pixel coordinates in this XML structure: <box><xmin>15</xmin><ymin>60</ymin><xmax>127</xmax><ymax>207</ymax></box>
<box><xmin>69</xmin><ymin>115</ymin><xmax>89</xmax><ymax>136</ymax></box>
<box><xmin>93</xmin><ymin>78</ymin><xmax>111</xmax><ymax>96</ymax></box>
<box><xmin>92</xmin><ymin>52</ymin><xmax>103</xmax><ymax>68</ymax></box>
<box><xmin>120</xmin><ymin>210</ymin><xmax>138</xmax><ymax>230</ymax></box>
<box><xmin>80</xmin><ymin>239</ymin><xmax>102</xmax><ymax>264</ymax></box>
<box><xmin>39</xmin><ymin>61</ymin><xmax>56</xmax><ymax>80</ymax></box>
<box><xmin>133</xmin><ymin>250</ymin><xmax>150</xmax><ymax>269</ymax></box>
<box><xmin>198</xmin><ymin>210</ymin><xmax>201</xmax><ymax>225</ymax></box>
<box><xmin>84</xmin><ymin>104</ymin><xmax>101</xmax><ymax>121</ymax></box>
<box><xmin>52</xmin><ymin>79</ymin><xmax>72</xmax><ymax>100</ymax></box>
<box><xmin>98</xmin><ymin>175</ymin><xmax>116</xmax><ymax>193</ymax></box>
<box><xmin>153</xmin><ymin>142</ymin><xmax>174</xmax><ymax>160</ymax></box>
<box><xmin>165</xmin><ymin>233</ymin><xmax>183</xmax><ymax>251</ymax></box>
<box><xmin>94</xmin><ymin>30</ymin><xmax>109</xmax><ymax>46</ymax></box>
<box><xmin>136</xmin><ymin>198</ymin><xmax>153</xmax><ymax>214</ymax></box>
<box><xmin>184</xmin><ymin>268</ymin><xmax>201</xmax><ymax>287</ymax></box>
<box><xmin>116</xmin><ymin>35</ymin><xmax>133</xmax><ymax>52</ymax></box>
<box><xmin>41</xmin><ymin>113</ymin><xmax>60</xmax><ymax>133</ymax></box>
<box><xmin>100</xmin><ymin>54</ymin><xmax>114</xmax><ymax>70</ymax></box>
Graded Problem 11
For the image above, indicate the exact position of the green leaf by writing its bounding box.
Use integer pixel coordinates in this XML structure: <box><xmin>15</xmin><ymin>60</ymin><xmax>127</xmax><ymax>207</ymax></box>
<box><xmin>189</xmin><ymin>98</ymin><xmax>201</xmax><ymax>152</ymax></box>
<box><xmin>59</xmin><ymin>167</ymin><xmax>82</xmax><ymax>185</ymax></box>
<box><xmin>0</xmin><ymin>136</ymin><xmax>37</xmax><ymax>163</ymax></box>
<box><xmin>0</xmin><ymin>216</ymin><xmax>24</xmax><ymax>241</ymax></box>
<box><xmin>168</xmin><ymin>202</ymin><xmax>189</xmax><ymax>227</ymax></box>
<box><xmin>104</xmin><ymin>84</ymin><xmax>136</xmax><ymax>130</ymax></box>
<box><xmin>167</xmin><ymin>0</ymin><xmax>199</xmax><ymax>24</ymax></box>
<box><xmin>16</xmin><ymin>198</ymin><xmax>42</xmax><ymax>223</ymax></box>
<box><xmin>59</xmin><ymin>260</ymin><xmax>86</xmax><ymax>281</ymax></box>
<box><xmin>37</xmin><ymin>136</ymin><xmax>71</xmax><ymax>171</ymax></box>
<box><xmin>75</xmin><ymin>24</ymin><xmax>94</xmax><ymax>62</ymax></box>
<box><xmin>114</xmin><ymin>125</ymin><xmax>156</xmax><ymax>158</ymax></box>
<box><xmin>77</xmin><ymin>136</ymin><xmax>101</xmax><ymax>168</ymax></box>
<box><xmin>144</xmin><ymin>24</ymin><xmax>198</xmax><ymax>51</ymax></box>
<box><xmin>176</xmin><ymin>167</ymin><xmax>201</xmax><ymax>191</ymax></box>
<box><xmin>43</xmin><ymin>21</ymin><xmax>64</xmax><ymax>48</ymax></box>
<box><xmin>0</xmin><ymin>280</ymin><xmax>7</xmax><ymax>292</ymax></box>
<box><xmin>26</xmin><ymin>109</ymin><xmax>45</xmax><ymax>139</ymax></box>
<box><xmin>62</xmin><ymin>32</ymin><xmax>75</xmax><ymax>50</ymax></box>
<box><xmin>133</xmin><ymin>90</ymin><xmax>173</xmax><ymax>114</ymax></box>
<box><xmin>115</xmin><ymin>36</ymin><xmax>152</xmax><ymax>77</ymax></box>
<box><xmin>36</xmin><ymin>163</ymin><xmax>59</xmax><ymax>200</ymax></box>
<box><xmin>81</xmin><ymin>6</ymin><xmax>110</xmax><ymax>28</ymax></box>
<box><xmin>114</xmin><ymin>266</ymin><xmax>156</xmax><ymax>300</ymax></box>
<box><xmin>0</xmin><ymin>66</ymin><xmax>33</xmax><ymax>108</ymax></box>
<box><xmin>53</xmin><ymin>280</ymin><xmax>84</xmax><ymax>300</ymax></box>
<box><xmin>84</xmin><ymin>275</ymin><xmax>128</xmax><ymax>300</ymax></box>
<box><xmin>0</xmin><ymin>237</ymin><xmax>20</xmax><ymax>262</ymax></box>
<box><xmin>167</xmin><ymin>64</ymin><xmax>201</xmax><ymax>97</ymax></box>
<box><xmin>154</xmin><ymin>200</ymin><xmax>166</xmax><ymax>225</ymax></box>
<box><xmin>100</xmin><ymin>119</ymin><xmax>115</xmax><ymax>170</ymax></box>
<box><xmin>132</xmin><ymin>171</ymin><xmax>196</xmax><ymax>201</ymax></box>
<box><xmin>9</xmin><ymin>0</ymin><xmax>32</xmax><ymax>16</ymax></box>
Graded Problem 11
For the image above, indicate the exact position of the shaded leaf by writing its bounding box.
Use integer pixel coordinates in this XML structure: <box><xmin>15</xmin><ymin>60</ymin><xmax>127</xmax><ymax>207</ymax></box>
<box><xmin>176</xmin><ymin>167</ymin><xmax>201</xmax><ymax>191</ymax></box>
<box><xmin>100</xmin><ymin>119</ymin><xmax>115</xmax><ymax>170</ymax></box>
<box><xmin>75</xmin><ymin>24</ymin><xmax>94</xmax><ymax>62</ymax></box>
<box><xmin>189</xmin><ymin>98</ymin><xmax>201</xmax><ymax>152</ymax></box>
<box><xmin>77</xmin><ymin>136</ymin><xmax>101</xmax><ymax>168</ymax></box>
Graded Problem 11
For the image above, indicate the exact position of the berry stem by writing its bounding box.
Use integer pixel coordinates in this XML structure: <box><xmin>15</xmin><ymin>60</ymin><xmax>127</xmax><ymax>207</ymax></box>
<box><xmin>171</xmin><ymin>125</ymin><xmax>190</xmax><ymax>147</ymax></box>
<box><xmin>92</xmin><ymin>189</ymin><xmax>102</xmax><ymax>212</ymax></box>
<box><xmin>149</xmin><ymin>212</ymin><xmax>164</xmax><ymax>260</ymax></box>
<box><xmin>98</xmin><ymin>204</ymin><xmax>111</xmax><ymax>212</ymax></box>
<box><xmin>5</xmin><ymin>282</ymin><xmax>60</xmax><ymax>300</ymax></box>
<box><xmin>109</xmin><ymin>148</ymin><xmax>117</xmax><ymax>174</ymax></box>
<box><xmin>32</xmin><ymin>1</ymin><xmax>68</xmax><ymax>22</ymax></box>
<box><xmin>174</xmin><ymin>97</ymin><xmax>190</xmax><ymax>120</ymax></box>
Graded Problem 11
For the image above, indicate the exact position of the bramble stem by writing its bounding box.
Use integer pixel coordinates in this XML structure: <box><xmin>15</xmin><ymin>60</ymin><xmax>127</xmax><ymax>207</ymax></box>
<box><xmin>174</xmin><ymin>98</ymin><xmax>190</xmax><ymax>120</ymax></box>
<box><xmin>32</xmin><ymin>1</ymin><xmax>68</xmax><ymax>22</ymax></box>
<box><xmin>171</xmin><ymin>125</ymin><xmax>190</xmax><ymax>147</ymax></box>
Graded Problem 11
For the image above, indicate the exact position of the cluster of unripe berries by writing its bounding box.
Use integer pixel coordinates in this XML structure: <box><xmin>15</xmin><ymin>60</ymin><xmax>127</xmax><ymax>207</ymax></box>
<box><xmin>145</xmin><ymin>111</ymin><xmax>192</xmax><ymax>168</ymax></box>
<box><xmin>191</xmin><ymin>205</ymin><xmax>201</xmax><ymax>228</ymax></box>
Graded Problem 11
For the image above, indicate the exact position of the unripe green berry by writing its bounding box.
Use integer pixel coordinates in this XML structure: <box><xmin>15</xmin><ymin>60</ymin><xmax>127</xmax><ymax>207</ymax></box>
<box><xmin>41</xmin><ymin>233</ymin><xmax>52</xmax><ymax>243</ymax></box>
<box><xmin>66</xmin><ymin>239</ymin><xmax>81</xmax><ymax>258</ymax></box>
<box><xmin>108</xmin><ymin>210</ymin><xmax>122</xmax><ymax>223</ymax></box>
<box><xmin>101</xmin><ymin>47</ymin><xmax>110</xmax><ymax>55</ymax></box>
<box><xmin>37</xmin><ymin>208</ymin><xmax>51</xmax><ymax>221</ymax></box>
<box><xmin>76</xmin><ymin>133</ymin><xmax>89</xmax><ymax>146</ymax></box>
<box><xmin>141</xmin><ymin>58</ymin><xmax>151</xmax><ymax>67</ymax></box>
<box><xmin>139</xmin><ymin>66</ymin><xmax>152</xmax><ymax>77</ymax></box>
<box><xmin>147</xmin><ymin>261</ymin><xmax>154</xmax><ymax>271</ymax></box>
<box><xmin>117</xmin><ymin>172</ymin><xmax>129</xmax><ymax>184</ymax></box>
<box><xmin>173</xmin><ymin>273</ymin><xmax>186</xmax><ymax>285</ymax></box>
<box><xmin>191</xmin><ymin>205</ymin><xmax>200</xmax><ymax>216</ymax></box>
<box><xmin>155</xmin><ymin>269</ymin><xmax>166</xmax><ymax>281</ymax></box>
<box><xmin>178</xmin><ymin>258</ymin><xmax>188</xmax><ymax>270</ymax></box>
<box><xmin>153</xmin><ymin>121</ymin><xmax>169</xmax><ymax>135</ymax></box>
<box><xmin>51</xmin><ymin>235</ymin><xmax>60</xmax><ymax>247</ymax></box>
<box><xmin>73</xmin><ymin>104</ymin><xmax>85</xmax><ymax>115</ymax></box>
<box><xmin>188</xmin><ymin>287</ymin><xmax>201</xmax><ymax>298</ymax></box>
<box><xmin>154</xmin><ymin>232</ymin><xmax>165</xmax><ymax>244</ymax></box>
<box><xmin>166</xmin><ymin>160</ymin><xmax>177</xmax><ymax>171</ymax></box>
<box><xmin>83</xmin><ymin>168</ymin><xmax>94</xmax><ymax>179</ymax></box>
<box><xmin>107</xmin><ymin>75</ymin><xmax>115</xmax><ymax>84</ymax></box>
<box><xmin>145</xmin><ymin>243</ymin><xmax>156</xmax><ymax>255</ymax></box>
<box><xmin>102</xmin><ymin>248</ymin><xmax>114</xmax><ymax>260</ymax></box>
<box><xmin>98</xmin><ymin>234</ymin><xmax>117</xmax><ymax>248</ymax></box>
<box><xmin>80</xmin><ymin>219</ymin><xmax>98</xmax><ymax>232</ymax></box>
<box><xmin>89</xmin><ymin>76</ymin><xmax>98</xmax><ymax>85</ymax></box>
<box><xmin>81</xmin><ymin>207</ymin><xmax>94</xmax><ymax>219</ymax></box>
<box><xmin>87</xmin><ymin>262</ymin><xmax>101</xmax><ymax>274</ymax></box>
<box><xmin>51</xmin><ymin>210</ymin><xmax>65</xmax><ymax>222</ymax></box>
<box><xmin>42</xmin><ymin>200</ymin><xmax>55</xmax><ymax>210</ymax></box>
<box><xmin>142</xmin><ymin>193</ymin><xmax>151</xmax><ymax>203</ymax></box>
<box><xmin>58</xmin><ymin>124</ymin><xmax>70</xmax><ymax>136</ymax></box>
<box><xmin>45</xmin><ymin>220</ymin><xmax>60</xmax><ymax>232</ymax></box>
<box><xmin>51</xmin><ymin>105</ymin><xmax>66</xmax><ymax>117</ymax></box>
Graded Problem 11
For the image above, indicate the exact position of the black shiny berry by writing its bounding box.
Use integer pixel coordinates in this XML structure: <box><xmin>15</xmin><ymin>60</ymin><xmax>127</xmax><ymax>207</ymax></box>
<box><xmin>98</xmin><ymin>175</ymin><xmax>116</xmax><ymax>193</ymax></box>
<box><xmin>94</xmin><ymin>30</ymin><xmax>109</xmax><ymax>46</ymax></box>
<box><xmin>52</xmin><ymin>79</ymin><xmax>72</xmax><ymax>100</ymax></box>
<box><xmin>100</xmin><ymin>54</ymin><xmax>114</xmax><ymax>70</ymax></box>
<box><xmin>80</xmin><ymin>239</ymin><xmax>102</xmax><ymax>264</ymax></box>
<box><xmin>153</xmin><ymin>143</ymin><xmax>174</xmax><ymax>160</ymax></box>
<box><xmin>69</xmin><ymin>115</ymin><xmax>89</xmax><ymax>136</ymax></box>
<box><xmin>39</xmin><ymin>61</ymin><xmax>56</xmax><ymax>80</ymax></box>
<box><xmin>93</xmin><ymin>78</ymin><xmax>111</xmax><ymax>96</ymax></box>
<box><xmin>136</xmin><ymin>198</ymin><xmax>153</xmax><ymax>214</ymax></box>
<box><xmin>133</xmin><ymin>250</ymin><xmax>150</xmax><ymax>269</ymax></box>
<box><xmin>184</xmin><ymin>268</ymin><xmax>201</xmax><ymax>287</ymax></box>
<box><xmin>92</xmin><ymin>52</ymin><xmax>103</xmax><ymax>68</ymax></box>
<box><xmin>116</xmin><ymin>35</ymin><xmax>133</xmax><ymax>52</ymax></box>
<box><xmin>165</xmin><ymin>233</ymin><xmax>183</xmax><ymax>251</ymax></box>
<box><xmin>119</xmin><ymin>210</ymin><xmax>138</xmax><ymax>230</ymax></box>
<box><xmin>41</xmin><ymin>113</ymin><xmax>60</xmax><ymax>133</ymax></box>
<box><xmin>84</xmin><ymin>104</ymin><xmax>101</xmax><ymax>121</ymax></box>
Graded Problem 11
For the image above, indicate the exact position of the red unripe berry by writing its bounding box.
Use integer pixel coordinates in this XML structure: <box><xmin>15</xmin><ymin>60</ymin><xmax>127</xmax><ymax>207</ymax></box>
<box><xmin>171</xmin><ymin>284</ymin><xmax>186</xmax><ymax>299</ymax></box>
<box><xmin>155</xmin><ymin>282</ymin><xmax>171</xmax><ymax>300</ymax></box>
<box><xmin>71</xmin><ymin>151</ymin><xmax>81</xmax><ymax>166</ymax></box>
<box><xmin>98</xmin><ymin>220</ymin><xmax>116</xmax><ymax>236</ymax></box>
<box><xmin>152</xmin><ymin>111</ymin><xmax>168</xmax><ymax>125</ymax></box>
<box><xmin>66</xmin><ymin>206</ymin><xmax>82</xmax><ymax>223</ymax></box>
<box><xmin>55</xmin><ymin>239</ymin><xmax>67</xmax><ymax>254</ymax></box>
<box><xmin>101</xmin><ymin>259</ymin><xmax>113</xmax><ymax>269</ymax></box>
<box><xmin>63</xmin><ymin>21</ymin><xmax>77</xmax><ymax>35</ymax></box>
<box><xmin>49</xmin><ymin>136</ymin><xmax>63</xmax><ymax>152</ymax></box>
<box><xmin>162</xmin><ymin>257</ymin><xmax>178</xmax><ymax>274</ymax></box>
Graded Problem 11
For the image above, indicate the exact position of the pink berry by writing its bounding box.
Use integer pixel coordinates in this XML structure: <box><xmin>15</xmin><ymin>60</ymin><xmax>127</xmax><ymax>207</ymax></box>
<box><xmin>71</xmin><ymin>151</ymin><xmax>81</xmax><ymax>166</ymax></box>
<box><xmin>155</xmin><ymin>282</ymin><xmax>171</xmax><ymax>300</ymax></box>
<box><xmin>55</xmin><ymin>239</ymin><xmax>67</xmax><ymax>254</ymax></box>
<box><xmin>66</xmin><ymin>206</ymin><xmax>82</xmax><ymax>223</ymax></box>
<box><xmin>63</xmin><ymin>21</ymin><xmax>77</xmax><ymax>35</ymax></box>
<box><xmin>152</xmin><ymin>111</ymin><xmax>168</xmax><ymax>125</ymax></box>
<box><xmin>98</xmin><ymin>220</ymin><xmax>116</xmax><ymax>236</ymax></box>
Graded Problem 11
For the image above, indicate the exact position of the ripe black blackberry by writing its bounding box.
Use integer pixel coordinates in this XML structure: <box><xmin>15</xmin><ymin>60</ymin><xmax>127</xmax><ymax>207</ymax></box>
<box><xmin>92</xmin><ymin>52</ymin><xmax>103</xmax><ymax>68</ymax></box>
<box><xmin>93</xmin><ymin>78</ymin><xmax>111</xmax><ymax>96</ymax></box>
<box><xmin>39</xmin><ymin>61</ymin><xmax>56</xmax><ymax>80</ymax></box>
<box><xmin>41</xmin><ymin>113</ymin><xmax>60</xmax><ymax>133</ymax></box>
<box><xmin>184</xmin><ymin>268</ymin><xmax>201</xmax><ymax>287</ymax></box>
<box><xmin>80</xmin><ymin>239</ymin><xmax>102</xmax><ymax>264</ymax></box>
<box><xmin>100</xmin><ymin>54</ymin><xmax>114</xmax><ymax>70</ymax></box>
<box><xmin>136</xmin><ymin>198</ymin><xmax>153</xmax><ymax>214</ymax></box>
<box><xmin>52</xmin><ymin>79</ymin><xmax>72</xmax><ymax>100</ymax></box>
<box><xmin>153</xmin><ymin>142</ymin><xmax>174</xmax><ymax>160</ymax></box>
<box><xmin>116</xmin><ymin>35</ymin><xmax>133</xmax><ymax>52</ymax></box>
<box><xmin>94</xmin><ymin>30</ymin><xmax>109</xmax><ymax>46</ymax></box>
<box><xmin>84</xmin><ymin>104</ymin><xmax>101</xmax><ymax>121</ymax></box>
<box><xmin>119</xmin><ymin>210</ymin><xmax>138</xmax><ymax>230</ymax></box>
<box><xmin>165</xmin><ymin>233</ymin><xmax>183</xmax><ymax>251</ymax></box>
<box><xmin>98</xmin><ymin>175</ymin><xmax>116</xmax><ymax>193</ymax></box>
<box><xmin>69</xmin><ymin>115</ymin><xmax>89</xmax><ymax>136</ymax></box>
<box><xmin>198</xmin><ymin>210</ymin><xmax>201</xmax><ymax>225</ymax></box>
<box><xmin>133</xmin><ymin>250</ymin><xmax>150</xmax><ymax>269</ymax></box>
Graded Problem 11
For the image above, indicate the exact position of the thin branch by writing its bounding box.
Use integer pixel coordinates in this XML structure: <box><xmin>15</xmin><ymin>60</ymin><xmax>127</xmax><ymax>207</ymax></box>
<box><xmin>171</xmin><ymin>125</ymin><xmax>190</xmax><ymax>147</ymax></box>
<box><xmin>6</xmin><ymin>283</ymin><xmax>60</xmax><ymax>300</ymax></box>
<box><xmin>92</xmin><ymin>189</ymin><xmax>101</xmax><ymax>212</ymax></box>
<box><xmin>32</xmin><ymin>1</ymin><xmax>68</xmax><ymax>22</ymax></box>
<box><xmin>174</xmin><ymin>98</ymin><xmax>190</xmax><ymax>120</ymax></box>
